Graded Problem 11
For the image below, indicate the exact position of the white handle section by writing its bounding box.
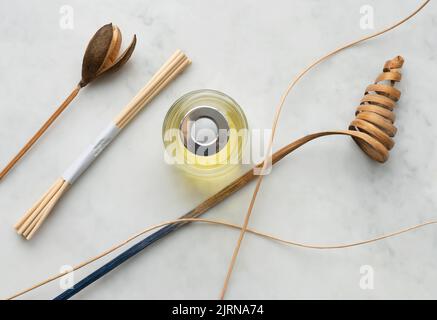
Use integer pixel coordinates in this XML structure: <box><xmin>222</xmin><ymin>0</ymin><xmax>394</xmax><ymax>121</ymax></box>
<box><xmin>62</xmin><ymin>123</ymin><xmax>121</xmax><ymax>184</ymax></box>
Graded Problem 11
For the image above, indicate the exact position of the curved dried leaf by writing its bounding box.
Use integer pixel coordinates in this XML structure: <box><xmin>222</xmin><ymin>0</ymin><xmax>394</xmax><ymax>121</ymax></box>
<box><xmin>97</xmin><ymin>34</ymin><xmax>137</xmax><ymax>78</ymax></box>
<box><xmin>80</xmin><ymin>23</ymin><xmax>114</xmax><ymax>87</ymax></box>
<box><xmin>100</xmin><ymin>26</ymin><xmax>122</xmax><ymax>72</ymax></box>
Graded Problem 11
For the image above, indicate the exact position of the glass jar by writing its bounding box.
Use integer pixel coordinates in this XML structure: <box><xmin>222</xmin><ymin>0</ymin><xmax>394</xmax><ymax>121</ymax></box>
<box><xmin>162</xmin><ymin>89</ymin><xmax>248</xmax><ymax>179</ymax></box>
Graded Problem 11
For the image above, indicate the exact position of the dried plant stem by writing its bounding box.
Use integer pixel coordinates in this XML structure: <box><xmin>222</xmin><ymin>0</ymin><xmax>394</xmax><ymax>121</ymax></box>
<box><xmin>6</xmin><ymin>215</ymin><xmax>437</xmax><ymax>300</ymax></box>
<box><xmin>219</xmin><ymin>0</ymin><xmax>430</xmax><ymax>299</ymax></box>
<box><xmin>0</xmin><ymin>85</ymin><xmax>81</xmax><ymax>181</ymax></box>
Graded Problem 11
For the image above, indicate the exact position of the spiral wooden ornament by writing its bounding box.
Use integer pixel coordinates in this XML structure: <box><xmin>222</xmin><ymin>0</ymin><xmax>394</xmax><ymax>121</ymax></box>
<box><xmin>349</xmin><ymin>55</ymin><xmax>403</xmax><ymax>163</ymax></box>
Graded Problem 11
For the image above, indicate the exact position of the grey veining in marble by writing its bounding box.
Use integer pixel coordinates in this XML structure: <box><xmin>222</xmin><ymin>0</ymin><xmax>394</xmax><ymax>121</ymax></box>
<box><xmin>0</xmin><ymin>0</ymin><xmax>436</xmax><ymax>299</ymax></box>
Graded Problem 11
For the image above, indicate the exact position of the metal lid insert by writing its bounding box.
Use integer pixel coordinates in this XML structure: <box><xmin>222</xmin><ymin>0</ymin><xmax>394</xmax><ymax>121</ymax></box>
<box><xmin>179</xmin><ymin>106</ymin><xmax>229</xmax><ymax>156</ymax></box>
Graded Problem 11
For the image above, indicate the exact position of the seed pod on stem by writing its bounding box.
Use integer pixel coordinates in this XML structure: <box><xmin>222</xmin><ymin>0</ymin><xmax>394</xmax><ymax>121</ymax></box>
<box><xmin>0</xmin><ymin>23</ymin><xmax>136</xmax><ymax>181</ymax></box>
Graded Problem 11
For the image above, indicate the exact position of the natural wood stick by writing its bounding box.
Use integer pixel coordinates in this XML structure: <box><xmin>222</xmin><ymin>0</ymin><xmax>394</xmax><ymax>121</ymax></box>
<box><xmin>0</xmin><ymin>86</ymin><xmax>81</xmax><ymax>181</ymax></box>
<box><xmin>118</xmin><ymin>58</ymin><xmax>191</xmax><ymax>128</ymax></box>
<box><xmin>17</xmin><ymin>180</ymin><xmax>64</xmax><ymax>235</ymax></box>
<box><xmin>114</xmin><ymin>50</ymin><xmax>189</xmax><ymax>127</ymax></box>
<box><xmin>15</xmin><ymin>178</ymin><xmax>64</xmax><ymax>231</ymax></box>
<box><xmin>25</xmin><ymin>181</ymin><xmax>70</xmax><ymax>240</ymax></box>
<box><xmin>113</xmin><ymin>50</ymin><xmax>184</xmax><ymax>125</ymax></box>
<box><xmin>21</xmin><ymin>181</ymin><xmax>65</xmax><ymax>237</ymax></box>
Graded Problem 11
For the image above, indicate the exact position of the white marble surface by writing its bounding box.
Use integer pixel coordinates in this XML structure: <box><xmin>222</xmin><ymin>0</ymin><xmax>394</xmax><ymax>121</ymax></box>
<box><xmin>0</xmin><ymin>0</ymin><xmax>436</xmax><ymax>300</ymax></box>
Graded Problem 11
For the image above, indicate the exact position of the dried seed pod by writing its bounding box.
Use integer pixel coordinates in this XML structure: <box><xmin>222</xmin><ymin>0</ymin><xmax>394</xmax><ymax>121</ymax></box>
<box><xmin>79</xmin><ymin>23</ymin><xmax>137</xmax><ymax>87</ymax></box>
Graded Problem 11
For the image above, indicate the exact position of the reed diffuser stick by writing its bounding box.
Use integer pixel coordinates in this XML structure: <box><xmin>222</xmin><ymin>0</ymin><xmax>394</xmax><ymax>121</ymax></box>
<box><xmin>55</xmin><ymin>55</ymin><xmax>404</xmax><ymax>299</ymax></box>
<box><xmin>14</xmin><ymin>50</ymin><xmax>191</xmax><ymax>240</ymax></box>
<box><xmin>0</xmin><ymin>23</ymin><xmax>136</xmax><ymax>181</ymax></box>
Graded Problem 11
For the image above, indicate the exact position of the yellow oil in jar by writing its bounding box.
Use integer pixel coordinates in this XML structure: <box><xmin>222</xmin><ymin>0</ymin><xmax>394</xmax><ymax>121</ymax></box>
<box><xmin>162</xmin><ymin>89</ymin><xmax>248</xmax><ymax>179</ymax></box>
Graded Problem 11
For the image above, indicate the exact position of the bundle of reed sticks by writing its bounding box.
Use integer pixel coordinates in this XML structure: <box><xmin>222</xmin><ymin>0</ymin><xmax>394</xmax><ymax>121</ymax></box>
<box><xmin>14</xmin><ymin>50</ymin><xmax>191</xmax><ymax>240</ymax></box>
